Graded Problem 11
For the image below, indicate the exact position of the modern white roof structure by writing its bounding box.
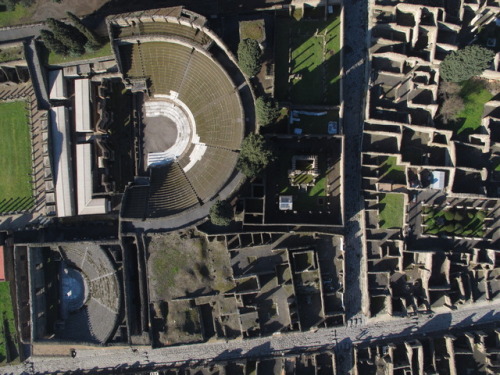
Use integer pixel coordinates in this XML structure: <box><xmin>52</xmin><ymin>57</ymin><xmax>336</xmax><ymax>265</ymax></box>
<box><xmin>50</xmin><ymin>106</ymin><xmax>75</xmax><ymax>217</ymax></box>
<box><xmin>279</xmin><ymin>195</ymin><xmax>293</xmax><ymax>211</ymax></box>
<box><xmin>48</xmin><ymin>70</ymin><xmax>67</xmax><ymax>100</ymax></box>
<box><xmin>74</xmin><ymin>79</ymin><xmax>92</xmax><ymax>133</ymax></box>
<box><xmin>430</xmin><ymin>170</ymin><xmax>446</xmax><ymax>190</ymax></box>
<box><xmin>76</xmin><ymin>143</ymin><xmax>108</xmax><ymax>215</ymax></box>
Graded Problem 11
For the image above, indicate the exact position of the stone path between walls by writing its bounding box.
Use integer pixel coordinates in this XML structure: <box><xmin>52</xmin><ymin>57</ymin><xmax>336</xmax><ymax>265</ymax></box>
<box><xmin>4</xmin><ymin>301</ymin><xmax>499</xmax><ymax>375</ymax></box>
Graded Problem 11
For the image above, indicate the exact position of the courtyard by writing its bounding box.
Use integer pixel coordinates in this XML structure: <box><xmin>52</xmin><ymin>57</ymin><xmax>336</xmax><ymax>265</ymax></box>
<box><xmin>422</xmin><ymin>206</ymin><xmax>486</xmax><ymax>237</ymax></box>
<box><xmin>265</xmin><ymin>138</ymin><xmax>342</xmax><ymax>225</ymax></box>
<box><xmin>0</xmin><ymin>101</ymin><xmax>33</xmax><ymax>213</ymax></box>
<box><xmin>274</xmin><ymin>6</ymin><xmax>341</xmax><ymax>105</ymax></box>
<box><xmin>0</xmin><ymin>282</ymin><xmax>18</xmax><ymax>365</ymax></box>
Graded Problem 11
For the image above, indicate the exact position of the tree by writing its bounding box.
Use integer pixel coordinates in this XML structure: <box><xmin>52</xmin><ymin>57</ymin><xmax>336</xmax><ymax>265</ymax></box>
<box><xmin>439</xmin><ymin>81</ymin><xmax>461</xmax><ymax>97</ymax></box>
<box><xmin>46</xmin><ymin>18</ymin><xmax>86</xmax><ymax>56</ymax></box>
<box><xmin>209</xmin><ymin>200</ymin><xmax>233</xmax><ymax>226</ymax></box>
<box><xmin>40</xmin><ymin>29</ymin><xmax>68</xmax><ymax>56</ymax></box>
<box><xmin>3</xmin><ymin>0</ymin><xmax>33</xmax><ymax>11</ymax></box>
<box><xmin>237</xmin><ymin>38</ymin><xmax>262</xmax><ymax>77</ymax></box>
<box><xmin>439</xmin><ymin>94</ymin><xmax>464</xmax><ymax>124</ymax></box>
<box><xmin>440</xmin><ymin>45</ymin><xmax>494</xmax><ymax>82</ymax></box>
<box><xmin>438</xmin><ymin>81</ymin><xmax>464</xmax><ymax>124</ymax></box>
<box><xmin>255</xmin><ymin>96</ymin><xmax>280</xmax><ymax>126</ymax></box>
<box><xmin>237</xmin><ymin>133</ymin><xmax>274</xmax><ymax>178</ymax></box>
<box><xmin>66</xmin><ymin>11</ymin><xmax>102</xmax><ymax>51</ymax></box>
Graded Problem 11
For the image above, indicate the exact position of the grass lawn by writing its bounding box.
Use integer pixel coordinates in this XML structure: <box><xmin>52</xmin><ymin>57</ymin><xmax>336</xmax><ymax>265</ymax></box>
<box><xmin>147</xmin><ymin>232</ymin><xmax>233</xmax><ymax>301</ymax></box>
<box><xmin>275</xmin><ymin>6</ymin><xmax>341</xmax><ymax>105</ymax></box>
<box><xmin>0</xmin><ymin>101</ymin><xmax>33</xmax><ymax>213</ymax></box>
<box><xmin>495</xmin><ymin>158</ymin><xmax>500</xmax><ymax>171</ymax></box>
<box><xmin>454</xmin><ymin>79</ymin><xmax>493</xmax><ymax>135</ymax></box>
<box><xmin>239</xmin><ymin>20</ymin><xmax>265</xmax><ymax>42</ymax></box>
<box><xmin>423</xmin><ymin>206</ymin><xmax>485</xmax><ymax>237</ymax></box>
<box><xmin>47</xmin><ymin>42</ymin><xmax>113</xmax><ymax>65</ymax></box>
<box><xmin>378</xmin><ymin>156</ymin><xmax>406</xmax><ymax>184</ymax></box>
<box><xmin>0</xmin><ymin>4</ymin><xmax>33</xmax><ymax>27</ymax></box>
<box><xmin>0</xmin><ymin>46</ymin><xmax>24</xmax><ymax>64</ymax></box>
<box><xmin>379</xmin><ymin>193</ymin><xmax>404</xmax><ymax>229</ymax></box>
<box><xmin>0</xmin><ymin>282</ymin><xmax>18</xmax><ymax>364</ymax></box>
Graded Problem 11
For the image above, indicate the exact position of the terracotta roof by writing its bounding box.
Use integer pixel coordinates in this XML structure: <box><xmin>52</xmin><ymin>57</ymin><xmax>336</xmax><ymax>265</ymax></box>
<box><xmin>0</xmin><ymin>246</ymin><xmax>5</xmax><ymax>281</ymax></box>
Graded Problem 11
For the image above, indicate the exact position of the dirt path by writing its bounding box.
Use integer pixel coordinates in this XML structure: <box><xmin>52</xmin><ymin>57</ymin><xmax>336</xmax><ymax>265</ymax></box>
<box><xmin>28</xmin><ymin>0</ymin><xmax>109</xmax><ymax>23</ymax></box>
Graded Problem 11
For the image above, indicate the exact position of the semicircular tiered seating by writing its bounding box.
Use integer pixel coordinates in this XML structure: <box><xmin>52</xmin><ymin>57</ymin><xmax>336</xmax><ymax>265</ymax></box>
<box><xmin>58</xmin><ymin>243</ymin><xmax>121</xmax><ymax>344</ymax></box>
<box><xmin>117</xmin><ymin>14</ymin><xmax>247</xmax><ymax>218</ymax></box>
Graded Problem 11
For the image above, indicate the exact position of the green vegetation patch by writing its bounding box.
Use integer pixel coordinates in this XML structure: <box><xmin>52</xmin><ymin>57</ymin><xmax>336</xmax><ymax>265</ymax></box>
<box><xmin>274</xmin><ymin>6</ymin><xmax>341</xmax><ymax>105</ymax></box>
<box><xmin>0</xmin><ymin>101</ymin><xmax>33</xmax><ymax>213</ymax></box>
<box><xmin>423</xmin><ymin>206</ymin><xmax>486</xmax><ymax>237</ymax></box>
<box><xmin>0</xmin><ymin>4</ymin><xmax>32</xmax><ymax>28</ymax></box>
<box><xmin>239</xmin><ymin>19</ymin><xmax>265</xmax><ymax>42</ymax></box>
<box><xmin>47</xmin><ymin>42</ymin><xmax>112</xmax><ymax>65</ymax></box>
<box><xmin>494</xmin><ymin>157</ymin><xmax>500</xmax><ymax>172</ymax></box>
<box><xmin>278</xmin><ymin>151</ymin><xmax>327</xmax><ymax>211</ymax></box>
<box><xmin>149</xmin><ymin>240</ymin><xmax>184</xmax><ymax>295</ymax></box>
<box><xmin>147</xmin><ymin>232</ymin><xmax>234</xmax><ymax>301</ymax></box>
<box><xmin>0</xmin><ymin>46</ymin><xmax>24</xmax><ymax>63</ymax></box>
<box><xmin>0</xmin><ymin>282</ymin><xmax>19</xmax><ymax>365</ymax></box>
<box><xmin>378</xmin><ymin>156</ymin><xmax>406</xmax><ymax>184</ymax></box>
<box><xmin>454</xmin><ymin>79</ymin><xmax>493</xmax><ymax>135</ymax></box>
<box><xmin>379</xmin><ymin>193</ymin><xmax>404</xmax><ymax>229</ymax></box>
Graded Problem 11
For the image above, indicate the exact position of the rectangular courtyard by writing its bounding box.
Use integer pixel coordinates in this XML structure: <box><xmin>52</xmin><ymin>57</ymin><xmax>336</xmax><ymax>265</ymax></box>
<box><xmin>274</xmin><ymin>6</ymin><xmax>341</xmax><ymax>105</ymax></box>
<box><xmin>0</xmin><ymin>101</ymin><xmax>33</xmax><ymax>213</ymax></box>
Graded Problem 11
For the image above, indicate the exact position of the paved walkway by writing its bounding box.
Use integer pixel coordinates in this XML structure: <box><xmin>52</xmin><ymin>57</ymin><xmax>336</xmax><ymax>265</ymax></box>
<box><xmin>341</xmin><ymin>0</ymin><xmax>369</xmax><ymax>319</ymax></box>
<box><xmin>0</xmin><ymin>24</ymin><xmax>43</xmax><ymax>43</ymax></box>
<box><xmin>3</xmin><ymin>301</ymin><xmax>499</xmax><ymax>375</ymax></box>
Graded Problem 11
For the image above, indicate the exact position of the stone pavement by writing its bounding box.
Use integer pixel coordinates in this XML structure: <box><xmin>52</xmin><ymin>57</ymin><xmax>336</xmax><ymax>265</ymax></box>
<box><xmin>3</xmin><ymin>301</ymin><xmax>499</xmax><ymax>375</ymax></box>
<box><xmin>341</xmin><ymin>0</ymin><xmax>369</xmax><ymax>318</ymax></box>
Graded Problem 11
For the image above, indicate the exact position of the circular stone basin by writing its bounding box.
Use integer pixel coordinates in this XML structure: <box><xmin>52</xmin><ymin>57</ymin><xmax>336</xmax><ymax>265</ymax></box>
<box><xmin>143</xmin><ymin>98</ymin><xmax>196</xmax><ymax>166</ymax></box>
<box><xmin>61</xmin><ymin>266</ymin><xmax>88</xmax><ymax>313</ymax></box>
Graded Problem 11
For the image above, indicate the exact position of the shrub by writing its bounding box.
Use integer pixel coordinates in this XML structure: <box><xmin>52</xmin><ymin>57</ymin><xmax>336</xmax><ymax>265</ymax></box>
<box><xmin>444</xmin><ymin>224</ymin><xmax>455</xmax><ymax>233</ymax></box>
<box><xmin>255</xmin><ymin>96</ymin><xmax>280</xmax><ymax>126</ymax></box>
<box><xmin>237</xmin><ymin>133</ymin><xmax>274</xmax><ymax>178</ymax></box>
<box><xmin>427</xmin><ymin>228</ymin><xmax>439</xmax><ymax>235</ymax></box>
<box><xmin>462</xmin><ymin>229</ymin><xmax>473</xmax><ymax>237</ymax></box>
<box><xmin>46</xmin><ymin>18</ymin><xmax>86</xmax><ymax>56</ymax></box>
<box><xmin>237</xmin><ymin>38</ymin><xmax>262</xmax><ymax>77</ymax></box>
<box><xmin>66</xmin><ymin>11</ymin><xmax>102</xmax><ymax>51</ymax></box>
<box><xmin>475</xmin><ymin>211</ymin><xmax>486</xmax><ymax>220</ymax></box>
<box><xmin>440</xmin><ymin>45</ymin><xmax>495</xmax><ymax>82</ymax></box>
<box><xmin>40</xmin><ymin>29</ymin><xmax>68</xmax><ymax>56</ymax></box>
<box><xmin>467</xmin><ymin>211</ymin><xmax>474</xmax><ymax>219</ymax></box>
<box><xmin>454</xmin><ymin>210</ymin><xmax>464</xmax><ymax>221</ymax></box>
<box><xmin>3</xmin><ymin>0</ymin><xmax>33</xmax><ymax>11</ymax></box>
<box><xmin>444</xmin><ymin>210</ymin><xmax>455</xmax><ymax>221</ymax></box>
<box><xmin>209</xmin><ymin>200</ymin><xmax>233</xmax><ymax>226</ymax></box>
<box><xmin>425</xmin><ymin>217</ymin><xmax>435</xmax><ymax>227</ymax></box>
